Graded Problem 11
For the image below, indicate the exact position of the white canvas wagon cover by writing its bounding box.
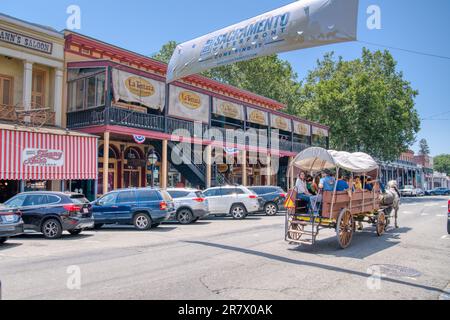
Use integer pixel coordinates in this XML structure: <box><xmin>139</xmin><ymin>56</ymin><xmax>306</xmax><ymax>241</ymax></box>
<box><xmin>290</xmin><ymin>147</ymin><xmax>379</xmax><ymax>174</ymax></box>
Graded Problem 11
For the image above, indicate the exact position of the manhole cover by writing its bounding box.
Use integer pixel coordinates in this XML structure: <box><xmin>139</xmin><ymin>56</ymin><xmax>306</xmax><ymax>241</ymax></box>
<box><xmin>369</xmin><ymin>264</ymin><xmax>422</xmax><ymax>278</ymax></box>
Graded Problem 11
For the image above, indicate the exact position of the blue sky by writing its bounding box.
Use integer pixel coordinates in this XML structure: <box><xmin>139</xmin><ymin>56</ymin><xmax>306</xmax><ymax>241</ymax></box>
<box><xmin>1</xmin><ymin>0</ymin><xmax>449</xmax><ymax>156</ymax></box>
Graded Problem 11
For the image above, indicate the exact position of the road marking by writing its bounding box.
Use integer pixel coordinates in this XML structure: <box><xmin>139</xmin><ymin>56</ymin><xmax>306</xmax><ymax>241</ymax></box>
<box><xmin>436</xmin><ymin>214</ymin><xmax>446</xmax><ymax>217</ymax></box>
<box><xmin>402</xmin><ymin>211</ymin><xmax>413</xmax><ymax>214</ymax></box>
<box><xmin>421</xmin><ymin>213</ymin><xmax>430</xmax><ymax>216</ymax></box>
<box><xmin>441</xmin><ymin>235</ymin><xmax>450</xmax><ymax>240</ymax></box>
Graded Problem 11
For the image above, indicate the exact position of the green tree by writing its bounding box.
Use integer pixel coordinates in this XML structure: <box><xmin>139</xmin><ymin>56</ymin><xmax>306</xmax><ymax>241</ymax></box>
<box><xmin>419</xmin><ymin>139</ymin><xmax>430</xmax><ymax>156</ymax></box>
<box><xmin>152</xmin><ymin>41</ymin><xmax>178</xmax><ymax>64</ymax></box>
<box><xmin>434</xmin><ymin>154</ymin><xmax>450</xmax><ymax>175</ymax></box>
<box><xmin>296</xmin><ymin>49</ymin><xmax>421</xmax><ymax>161</ymax></box>
<box><xmin>152</xmin><ymin>41</ymin><xmax>302</xmax><ymax>113</ymax></box>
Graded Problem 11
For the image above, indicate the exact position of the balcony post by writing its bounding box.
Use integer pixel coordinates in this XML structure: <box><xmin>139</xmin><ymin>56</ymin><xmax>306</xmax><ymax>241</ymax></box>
<box><xmin>242</xmin><ymin>149</ymin><xmax>247</xmax><ymax>186</ymax></box>
<box><xmin>161</xmin><ymin>140</ymin><xmax>168</xmax><ymax>189</ymax></box>
<box><xmin>22</xmin><ymin>61</ymin><xmax>33</xmax><ymax>123</ymax></box>
<box><xmin>205</xmin><ymin>145</ymin><xmax>212</xmax><ymax>189</ymax></box>
<box><xmin>103</xmin><ymin>132</ymin><xmax>110</xmax><ymax>194</ymax></box>
<box><xmin>54</xmin><ymin>68</ymin><xmax>64</xmax><ymax>126</ymax></box>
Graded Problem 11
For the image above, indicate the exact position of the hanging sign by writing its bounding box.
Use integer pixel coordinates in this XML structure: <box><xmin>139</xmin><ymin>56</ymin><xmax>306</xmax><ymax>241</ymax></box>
<box><xmin>167</xmin><ymin>0</ymin><xmax>359</xmax><ymax>82</ymax></box>
<box><xmin>294</xmin><ymin>121</ymin><xmax>311</xmax><ymax>136</ymax></box>
<box><xmin>271</xmin><ymin>115</ymin><xmax>292</xmax><ymax>131</ymax></box>
<box><xmin>213</xmin><ymin>98</ymin><xmax>244</xmax><ymax>121</ymax></box>
<box><xmin>312</xmin><ymin>126</ymin><xmax>329</xmax><ymax>137</ymax></box>
<box><xmin>112</xmin><ymin>69</ymin><xmax>165</xmax><ymax>111</ymax></box>
<box><xmin>168</xmin><ymin>85</ymin><xmax>210</xmax><ymax>123</ymax></box>
<box><xmin>247</xmin><ymin>107</ymin><xmax>268</xmax><ymax>126</ymax></box>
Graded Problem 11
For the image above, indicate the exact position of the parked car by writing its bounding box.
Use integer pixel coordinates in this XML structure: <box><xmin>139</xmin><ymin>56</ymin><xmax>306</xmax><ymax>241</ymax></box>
<box><xmin>92</xmin><ymin>188</ymin><xmax>175</xmax><ymax>230</ymax></box>
<box><xmin>167</xmin><ymin>188</ymin><xmax>209</xmax><ymax>224</ymax></box>
<box><xmin>203</xmin><ymin>186</ymin><xmax>264</xmax><ymax>219</ymax></box>
<box><xmin>0</xmin><ymin>207</ymin><xmax>24</xmax><ymax>244</ymax></box>
<box><xmin>400</xmin><ymin>185</ymin><xmax>417</xmax><ymax>197</ymax></box>
<box><xmin>415</xmin><ymin>188</ymin><xmax>425</xmax><ymax>197</ymax></box>
<box><xmin>427</xmin><ymin>188</ymin><xmax>450</xmax><ymax>196</ymax></box>
<box><xmin>1</xmin><ymin>192</ymin><xmax>94</xmax><ymax>239</ymax></box>
<box><xmin>247</xmin><ymin>186</ymin><xmax>287</xmax><ymax>216</ymax></box>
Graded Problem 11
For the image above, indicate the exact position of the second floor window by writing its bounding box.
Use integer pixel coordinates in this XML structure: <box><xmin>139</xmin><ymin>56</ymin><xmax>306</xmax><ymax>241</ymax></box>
<box><xmin>0</xmin><ymin>74</ymin><xmax>13</xmax><ymax>106</ymax></box>
<box><xmin>68</xmin><ymin>72</ymin><xmax>106</xmax><ymax>112</ymax></box>
<box><xmin>32</xmin><ymin>70</ymin><xmax>46</xmax><ymax>109</ymax></box>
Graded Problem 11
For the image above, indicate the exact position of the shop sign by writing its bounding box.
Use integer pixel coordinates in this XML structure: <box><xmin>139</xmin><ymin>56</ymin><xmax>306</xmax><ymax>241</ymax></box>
<box><xmin>294</xmin><ymin>121</ymin><xmax>311</xmax><ymax>136</ymax></box>
<box><xmin>271</xmin><ymin>115</ymin><xmax>292</xmax><ymax>131</ymax></box>
<box><xmin>0</xmin><ymin>28</ymin><xmax>53</xmax><ymax>54</ymax></box>
<box><xmin>312</xmin><ymin>127</ymin><xmax>329</xmax><ymax>137</ymax></box>
<box><xmin>213</xmin><ymin>98</ymin><xmax>244</xmax><ymax>121</ymax></box>
<box><xmin>247</xmin><ymin>107</ymin><xmax>268</xmax><ymax>126</ymax></box>
<box><xmin>112</xmin><ymin>69</ymin><xmax>165</xmax><ymax>111</ymax></box>
<box><xmin>169</xmin><ymin>85</ymin><xmax>210</xmax><ymax>123</ymax></box>
<box><xmin>22</xmin><ymin>149</ymin><xmax>64</xmax><ymax>167</ymax></box>
<box><xmin>217</xmin><ymin>164</ymin><xmax>229</xmax><ymax>174</ymax></box>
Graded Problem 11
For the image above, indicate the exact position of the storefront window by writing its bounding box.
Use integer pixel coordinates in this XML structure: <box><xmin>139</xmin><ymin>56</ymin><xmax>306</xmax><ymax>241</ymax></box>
<box><xmin>0</xmin><ymin>75</ymin><xmax>13</xmax><ymax>106</ymax></box>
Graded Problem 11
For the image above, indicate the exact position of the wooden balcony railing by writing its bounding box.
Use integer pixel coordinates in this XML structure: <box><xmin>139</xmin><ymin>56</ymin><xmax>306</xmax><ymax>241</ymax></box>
<box><xmin>0</xmin><ymin>103</ymin><xmax>55</xmax><ymax>127</ymax></box>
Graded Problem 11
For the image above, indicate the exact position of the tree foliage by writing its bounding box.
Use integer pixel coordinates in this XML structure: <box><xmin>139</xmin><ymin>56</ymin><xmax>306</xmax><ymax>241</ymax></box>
<box><xmin>153</xmin><ymin>42</ymin><xmax>420</xmax><ymax>161</ymax></box>
<box><xmin>434</xmin><ymin>154</ymin><xmax>450</xmax><ymax>175</ymax></box>
<box><xmin>296</xmin><ymin>49</ymin><xmax>420</xmax><ymax>161</ymax></box>
<box><xmin>419</xmin><ymin>139</ymin><xmax>430</xmax><ymax>156</ymax></box>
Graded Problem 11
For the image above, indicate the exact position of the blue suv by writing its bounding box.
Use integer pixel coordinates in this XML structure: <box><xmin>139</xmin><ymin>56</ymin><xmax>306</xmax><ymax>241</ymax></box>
<box><xmin>92</xmin><ymin>188</ymin><xmax>175</xmax><ymax>230</ymax></box>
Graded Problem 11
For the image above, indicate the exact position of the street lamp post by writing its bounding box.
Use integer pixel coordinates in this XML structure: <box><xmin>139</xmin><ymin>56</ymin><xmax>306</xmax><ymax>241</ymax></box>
<box><xmin>148</xmin><ymin>150</ymin><xmax>159</xmax><ymax>188</ymax></box>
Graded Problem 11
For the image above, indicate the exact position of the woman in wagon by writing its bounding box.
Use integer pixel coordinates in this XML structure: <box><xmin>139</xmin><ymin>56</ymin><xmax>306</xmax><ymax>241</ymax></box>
<box><xmin>295</xmin><ymin>172</ymin><xmax>321</xmax><ymax>215</ymax></box>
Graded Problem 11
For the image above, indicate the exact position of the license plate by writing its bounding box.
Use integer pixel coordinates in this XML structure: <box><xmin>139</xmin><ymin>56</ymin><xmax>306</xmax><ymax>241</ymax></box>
<box><xmin>4</xmin><ymin>215</ymin><xmax>15</xmax><ymax>222</ymax></box>
<box><xmin>83</xmin><ymin>208</ymin><xmax>89</xmax><ymax>214</ymax></box>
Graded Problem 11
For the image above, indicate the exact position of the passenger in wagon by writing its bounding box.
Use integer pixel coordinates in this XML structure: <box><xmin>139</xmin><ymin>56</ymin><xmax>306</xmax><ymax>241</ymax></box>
<box><xmin>336</xmin><ymin>175</ymin><xmax>350</xmax><ymax>192</ymax></box>
<box><xmin>295</xmin><ymin>172</ymin><xmax>321</xmax><ymax>215</ymax></box>
<box><xmin>354</xmin><ymin>176</ymin><xmax>363</xmax><ymax>191</ymax></box>
<box><xmin>319</xmin><ymin>170</ymin><xmax>336</xmax><ymax>192</ymax></box>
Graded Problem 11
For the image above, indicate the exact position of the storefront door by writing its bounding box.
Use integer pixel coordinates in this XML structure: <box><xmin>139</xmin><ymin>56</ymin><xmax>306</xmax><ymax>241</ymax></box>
<box><xmin>123</xmin><ymin>169</ymin><xmax>140</xmax><ymax>188</ymax></box>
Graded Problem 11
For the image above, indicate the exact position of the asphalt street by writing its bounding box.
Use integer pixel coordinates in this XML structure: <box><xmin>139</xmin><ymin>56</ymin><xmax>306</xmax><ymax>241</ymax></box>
<box><xmin>0</xmin><ymin>196</ymin><xmax>449</xmax><ymax>300</ymax></box>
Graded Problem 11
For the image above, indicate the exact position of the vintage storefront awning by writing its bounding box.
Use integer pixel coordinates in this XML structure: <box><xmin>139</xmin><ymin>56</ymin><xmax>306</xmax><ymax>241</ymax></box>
<box><xmin>271</xmin><ymin>115</ymin><xmax>292</xmax><ymax>132</ymax></box>
<box><xmin>0</xmin><ymin>125</ymin><xmax>98</xmax><ymax>181</ymax></box>
<box><xmin>294</xmin><ymin>121</ymin><xmax>311</xmax><ymax>136</ymax></box>
<box><xmin>247</xmin><ymin>107</ymin><xmax>269</xmax><ymax>126</ymax></box>
<box><xmin>212</xmin><ymin>98</ymin><xmax>245</xmax><ymax>121</ymax></box>
<box><xmin>168</xmin><ymin>85</ymin><xmax>210</xmax><ymax>123</ymax></box>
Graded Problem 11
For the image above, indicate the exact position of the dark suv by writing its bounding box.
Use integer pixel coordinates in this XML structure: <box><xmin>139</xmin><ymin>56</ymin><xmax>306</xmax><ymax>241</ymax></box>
<box><xmin>92</xmin><ymin>188</ymin><xmax>175</xmax><ymax>230</ymax></box>
<box><xmin>1</xmin><ymin>192</ymin><xmax>94</xmax><ymax>239</ymax></box>
<box><xmin>248</xmin><ymin>186</ymin><xmax>287</xmax><ymax>216</ymax></box>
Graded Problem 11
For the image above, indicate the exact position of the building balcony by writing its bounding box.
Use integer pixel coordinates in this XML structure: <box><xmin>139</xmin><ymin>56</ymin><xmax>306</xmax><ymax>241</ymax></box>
<box><xmin>67</xmin><ymin>106</ymin><xmax>315</xmax><ymax>153</ymax></box>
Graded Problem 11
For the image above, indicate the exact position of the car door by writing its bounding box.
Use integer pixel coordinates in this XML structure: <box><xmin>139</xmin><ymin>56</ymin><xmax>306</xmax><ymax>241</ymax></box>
<box><xmin>93</xmin><ymin>193</ymin><xmax>119</xmax><ymax>223</ymax></box>
<box><xmin>21</xmin><ymin>194</ymin><xmax>49</xmax><ymax>230</ymax></box>
<box><xmin>204</xmin><ymin>189</ymin><xmax>224</xmax><ymax>214</ymax></box>
<box><xmin>115</xmin><ymin>191</ymin><xmax>137</xmax><ymax>224</ymax></box>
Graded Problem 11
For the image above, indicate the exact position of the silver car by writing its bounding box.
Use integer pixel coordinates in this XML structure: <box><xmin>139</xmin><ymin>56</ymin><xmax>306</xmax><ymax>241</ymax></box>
<box><xmin>167</xmin><ymin>189</ymin><xmax>209</xmax><ymax>224</ymax></box>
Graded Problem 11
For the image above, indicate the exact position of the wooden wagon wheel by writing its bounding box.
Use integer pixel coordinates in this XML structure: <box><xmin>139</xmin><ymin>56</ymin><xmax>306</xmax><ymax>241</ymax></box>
<box><xmin>336</xmin><ymin>209</ymin><xmax>354</xmax><ymax>249</ymax></box>
<box><xmin>376</xmin><ymin>211</ymin><xmax>387</xmax><ymax>236</ymax></box>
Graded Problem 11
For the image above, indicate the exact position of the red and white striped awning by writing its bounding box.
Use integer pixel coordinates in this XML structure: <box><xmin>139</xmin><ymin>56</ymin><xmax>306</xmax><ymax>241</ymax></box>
<box><xmin>0</xmin><ymin>128</ymin><xmax>98</xmax><ymax>181</ymax></box>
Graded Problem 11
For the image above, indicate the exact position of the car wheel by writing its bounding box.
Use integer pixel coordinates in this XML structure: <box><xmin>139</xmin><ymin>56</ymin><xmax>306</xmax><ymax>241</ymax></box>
<box><xmin>41</xmin><ymin>218</ymin><xmax>63</xmax><ymax>239</ymax></box>
<box><xmin>230</xmin><ymin>204</ymin><xmax>247</xmax><ymax>220</ymax></box>
<box><xmin>93</xmin><ymin>224</ymin><xmax>104</xmax><ymax>230</ymax></box>
<box><xmin>0</xmin><ymin>237</ymin><xmax>8</xmax><ymax>244</ymax></box>
<box><xmin>68</xmin><ymin>229</ymin><xmax>82</xmax><ymax>236</ymax></box>
<box><xmin>264</xmin><ymin>202</ymin><xmax>278</xmax><ymax>216</ymax></box>
<box><xmin>177</xmin><ymin>209</ymin><xmax>194</xmax><ymax>225</ymax></box>
<box><xmin>133</xmin><ymin>212</ymin><xmax>152</xmax><ymax>231</ymax></box>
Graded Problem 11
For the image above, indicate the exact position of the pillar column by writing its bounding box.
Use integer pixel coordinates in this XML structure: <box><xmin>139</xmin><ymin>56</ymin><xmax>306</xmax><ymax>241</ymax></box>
<box><xmin>54</xmin><ymin>68</ymin><xmax>64</xmax><ymax>126</ymax></box>
<box><xmin>266</xmin><ymin>154</ymin><xmax>272</xmax><ymax>186</ymax></box>
<box><xmin>23</xmin><ymin>61</ymin><xmax>33</xmax><ymax>123</ymax></box>
<box><xmin>205</xmin><ymin>145</ymin><xmax>212</xmax><ymax>189</ymax></box>
<box><xmin>103</xmin><ymin>132</ymin><xmax>110</xmax><ymax>195</ymax></box>
<box><xmin>161</xmin><ymin>140</ymin><xmax>168</xmax><ymax>189</ymax></box>
<box><xmin>289</xmin><ymin>156</ymin><xmax>294</xmax><ymax>190</ymax></box>
<box><xmin>242</xmin><ymin>149</ymin><xmax>247</xmax><ymax>186</ymax></box>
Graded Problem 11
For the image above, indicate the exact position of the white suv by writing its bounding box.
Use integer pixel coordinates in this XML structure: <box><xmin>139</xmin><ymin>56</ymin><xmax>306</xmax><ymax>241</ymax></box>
<box><xmin>203</xmin><ymin>186</ymin><xmax>263</xmax><ymax>219</ymax></box>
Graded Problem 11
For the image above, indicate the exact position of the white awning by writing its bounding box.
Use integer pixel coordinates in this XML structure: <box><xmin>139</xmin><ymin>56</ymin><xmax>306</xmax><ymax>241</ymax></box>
<box><xmin>290</xmin><ymin>147</ymin><xmax>379</xmax><ymax>173</ymax></box>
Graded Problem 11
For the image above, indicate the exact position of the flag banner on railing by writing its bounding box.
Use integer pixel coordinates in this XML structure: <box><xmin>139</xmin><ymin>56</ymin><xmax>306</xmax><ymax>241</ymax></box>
<box><xmin>133</xmin><ymin>135</ymin><xmax>146</xmax><ymax>144</ymax></box>
<box><xmin>167</xmin><ymin>0</ymin><xmax>359</xmax><ymax>83</ymax></box>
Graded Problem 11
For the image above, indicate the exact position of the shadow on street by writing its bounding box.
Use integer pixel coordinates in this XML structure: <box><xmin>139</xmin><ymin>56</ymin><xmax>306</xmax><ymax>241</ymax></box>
<box><xmin>184</xmin><ymin>239</ymin><xmax>444</xmax><ymax>295</ymax></box>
